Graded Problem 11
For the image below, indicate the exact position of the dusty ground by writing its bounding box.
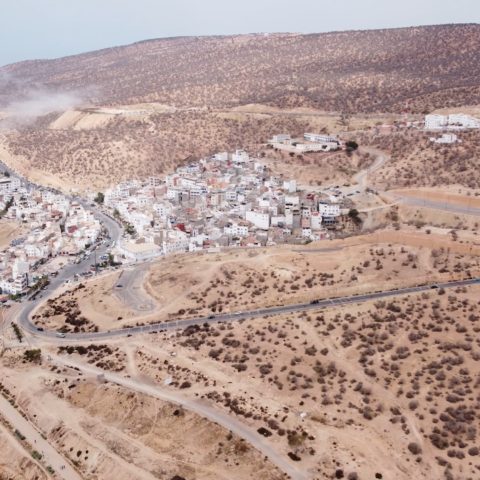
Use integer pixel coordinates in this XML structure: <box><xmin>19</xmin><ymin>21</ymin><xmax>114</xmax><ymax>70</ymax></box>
<box><xmin>359</xmin><ymin>129</ymin><xmax>480</xmax><ymax>191</ymax></box>
<box><xmin>31</xmin><ymin>279</ymin><xmax>480</xmax><ymax>480</ymax></box>
<box><xmin>0</xmin><ymin>422</ymin><xmax>46</xmax><ymax>480</ymax></box>
<box><xmin>0</xmin><ymin>353</ymin><xmax>283</xmax><ymax>480</ymax></box>
<box><xmin>0</xmin><ymin>219</ymin><xmax>27</xmax><ymax>251</ymax></box>
<box><xmin>31</xmin><ymin>228</ymin><xmax>480</xmax><ymax>333</ymax></box>
<box><xmin>105</xmin><ymin>283</ymin><xmax>480</xmax><ymax>480</ymax></box>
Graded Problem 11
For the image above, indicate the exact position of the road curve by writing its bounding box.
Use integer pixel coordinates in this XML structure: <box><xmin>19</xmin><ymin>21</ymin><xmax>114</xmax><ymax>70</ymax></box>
<box><xmin>52</xmin><ymin>355</ymin><xmax>309</xmax><ymax>480</ymax></box>
<box><xmin>19</xmin><ymin>277</ymin><xmax>480</xmax><ymax>344</ymax></box>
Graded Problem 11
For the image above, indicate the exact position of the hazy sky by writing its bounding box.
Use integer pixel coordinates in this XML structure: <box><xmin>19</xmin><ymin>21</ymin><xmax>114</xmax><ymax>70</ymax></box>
<box><xmin>1</xmin><ymin>0</ymin><xmax>479</xmax><ymax>66</ymax></box>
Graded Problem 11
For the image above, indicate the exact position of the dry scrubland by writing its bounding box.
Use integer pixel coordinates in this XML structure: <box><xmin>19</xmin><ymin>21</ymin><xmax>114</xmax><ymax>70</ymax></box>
<box><xmin>0</xmin><ymin>108</ymin><xmax>383</xmax><ymax>192</ymax></box>
<box><xmin>0</xmin><ymin>356</ymin><xmax>283</xmax><ymax>480</ymax></box>
<box><xmin>129</xmin><ymin>284</ymin><xmax>480</xmax><ymax>480</ymax></box>
<box><xmin>0</xmin><ymin>426</ymin><xmax>46</xmax><ymax>480</ymax></box>
<box><xmin>358</xmin><ymin>129</ymin><xmax>480</xmax><ymax>190</ymax></box>
<box><xmin>0</xmin><ymin>110</ymin><xmax>313</xmax><ymax>191</ymax></box>
<box><xmin>259</xmin><ymin>147</ymin><xmax>374</xmax><ymax>188</ymax></box>
<box><xmin>2</xmin><ymin>25</ymin><xmax>480</xmax><ymax>113</ymax></box>
<box><xmin>31</xmin><ymin>229</ymin><xmax>480</xmax><ymax>333</ymax></box>
<box><xmin>47</xmin><ymin>283</ymin><xmax>480</xmax><ymax>479</ymax></box>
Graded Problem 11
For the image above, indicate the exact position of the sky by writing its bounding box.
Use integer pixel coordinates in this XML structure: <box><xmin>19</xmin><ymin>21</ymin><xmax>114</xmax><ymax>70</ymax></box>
<box><xmin>1</xmin><ymin>0</ymin><xmax>479</xmax><ymax>66</ymax></box>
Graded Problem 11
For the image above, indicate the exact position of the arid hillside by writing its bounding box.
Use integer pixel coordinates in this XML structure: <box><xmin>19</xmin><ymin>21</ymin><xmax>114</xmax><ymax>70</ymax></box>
<box><xmin>359</xmin><ymin>129</ymin><xmax>480</xmax><ymax>190</ymax></box>
<box><xmin>2</xmin><ymin>24</ymin><xmax>480</xmax><ymax>113</ymax></box>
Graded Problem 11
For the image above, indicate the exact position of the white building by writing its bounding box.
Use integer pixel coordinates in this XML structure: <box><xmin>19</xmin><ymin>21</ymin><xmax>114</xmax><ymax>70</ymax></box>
<box><xmin>318</xmin><ymin>203</ymin><xmax>340</xmax><ymax>217</ymax></box>
<box><xmin>283</xmin><ymin>179</ymin><xmax>297</xmax><ymax>193</ymax></box>
<box><xmin>425</xmin><ymin>114</ymin><xmax>448</xmax><ymax>130</ymax></box>
<box><xmin>271</xmin><ymin>134</ymin><xmax>291</xmax><ymax>143</ymax></box>
<box><xmin>224</xmin><ymin>222</ymin><xmax>249</xmax><ymax>237</ymax></box>
<box><xmin>425</xmin><ymin>113</ymin><xmax>480</xmax><ymax>130</ymax></box>
<box><xmin>12</xmin><ymin>259</ymin><xmax>29</xmax><ymax>279</ymax></box>
<box><xmin>430</xmin><ymin>133</ymin><xmax>459</xmax><ymax>144</ymax></box>
<box><xmin>0</xmin><ymin>177</ymin><xmax>21</xmax><ymax>195</ymax></box>
<box><xmin>304</xmin><ymin>133</ymin><xmax>338</xmax><ymax>143</ymax></box>
<box><xmin>232</xmin><ymin>150</ymin><xmax>249</xmax><ymax>164</ymax></box>
<box><xmin>245</xmin><ymin>211</ymin><xmax>270</xmax><ymax>230</ymax></box>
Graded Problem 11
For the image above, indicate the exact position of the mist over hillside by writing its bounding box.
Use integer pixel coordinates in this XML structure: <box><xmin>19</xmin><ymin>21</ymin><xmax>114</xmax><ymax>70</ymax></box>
<box><xmin>1</xmin><ymin>24</ymin><xmax>480</xmax><ymax>113</ymax></box>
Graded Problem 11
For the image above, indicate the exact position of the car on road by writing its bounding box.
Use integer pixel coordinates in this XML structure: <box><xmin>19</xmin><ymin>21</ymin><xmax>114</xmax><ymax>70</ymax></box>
<box><xmin>430</xmin><ymin>284</ymin><xmax>439</xmax><ymax>289</ymax></box>
<box><xmin>207</xmin><ymin>314</ymin><xmax>215</xmax><ymax>319</ymax></box>
<box><xmin>55</xmin><ymin>332</ymin><xmax>66</xmax><ymax>338</ymax></box>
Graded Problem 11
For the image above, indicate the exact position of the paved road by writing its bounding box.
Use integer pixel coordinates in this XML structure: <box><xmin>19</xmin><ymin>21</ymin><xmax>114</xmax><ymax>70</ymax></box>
<box><xmin>20</xmin><ymin>277</ymin><xmax>480</xmax><ymax>344</ymax></box>
<box><xmin>51</xmin><ymin>355</ymin><xmax>309</xmax><ymax>480</ymax></box>
<box><xmin>114</xmin><ymin>264</ymin><xmax>156</xmax><ymax>313</ymax></box>
<box><xmin>390</xmin><ymin>193</ymin><xmax>480</xmax><ymax>217</ymax></box>
<box><xmin>0</xmin><ymin>392</ymin><xmax>81</xmax><ymax>480</ymax></box>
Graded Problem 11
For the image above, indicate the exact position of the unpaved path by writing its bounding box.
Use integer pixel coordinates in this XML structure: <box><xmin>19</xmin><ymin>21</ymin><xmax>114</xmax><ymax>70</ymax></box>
<box><xmin>0</xmin><ymin>393</ymin><xmax>81</xmax><ymax>480</ymax></box>
<box><xmin>52</xmin><ymin>355</ymin><xmax>310</xmax><ymax>480</ymax></box>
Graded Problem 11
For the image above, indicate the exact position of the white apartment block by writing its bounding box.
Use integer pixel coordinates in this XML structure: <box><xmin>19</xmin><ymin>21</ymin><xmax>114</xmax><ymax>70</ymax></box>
<box><xmin>425</xmin><ymin>113</ymin><xmax>480</xmax><ymax>130</ymax></box>
<box><xmin>214</xmin><ymin>152</ymin><xmax>229</xmax><ymax>162</ymax></box>
<box><xmin>246</xmin><ymin>211</ymin><xmax>270</xmax><ymax>230</ymax></box>
<box><xmin>304</xmin><ymin>133</ymin><xmax>338</xmax><ymax>143</ymax></box>
<box><xmin>270</xmin><ymin>134</ymin><xmax>291</xmax><ymax>143</ymax></box>
<box><xmin>224</xmin><ymin>222</ymin><xmax>249</xmax><ymax>237</ymax></box>
<box><xmin>318</xmin><ymin>203</ymin><xmax>340</xmax><ymax>217</ymax></box>
<box><xmin>311</xmin><ymin>212</ymin><xmax>323</xmax><ymax>230</ymax></box>
<box><xmin>283</xmin><ymin>179</ymin><xmax>297</xmax><ymax>193</ymax></box>
<box><xmin>148</xmin><ymin>176</ymin><xmax>162</xmax><ymax>187</ymax></box>
<box><xmin>430</xmin><ymin>133</ymin><xmax>459</xmax><ymax>144</ymax></box>
<box><xmin>0</xmin><ymin>275</ymin><xmax>27</xmax><ymax>295</ymax></box>
<box><xmin>0</xmin><ymin>177</ymin><xmax>21</xmax><ymax>195</ymax></box>
<box><xmin>232</xmin><ymin>149</ymin><xmax>249</xmax><ymax>163</ymax></box>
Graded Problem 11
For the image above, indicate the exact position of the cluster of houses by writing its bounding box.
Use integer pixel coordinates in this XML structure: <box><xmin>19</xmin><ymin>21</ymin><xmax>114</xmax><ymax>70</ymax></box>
<box><xmin>269</xmin><ymin>133</ymin><xmax>341</xmax><ymax>153</ymax></box>
<box><xmin>0</xmin><ymin>176</ymin><xmax>102</xmax><ymax>295</ymax></box>
<box><xmin>104</xmin><ymin>146</ymin><xmax>347</xmax><ymax>262</ymax></box>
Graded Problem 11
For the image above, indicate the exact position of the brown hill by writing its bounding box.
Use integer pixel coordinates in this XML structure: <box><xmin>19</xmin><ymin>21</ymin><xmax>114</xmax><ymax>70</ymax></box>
<box><xmin>2</xmin><ymin>24</ymin><xmax>480</xmax><ymax>113</ymax></box>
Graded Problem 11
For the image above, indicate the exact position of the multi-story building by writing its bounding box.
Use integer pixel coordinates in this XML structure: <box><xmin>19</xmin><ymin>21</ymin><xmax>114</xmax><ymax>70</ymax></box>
<box><xmin>304</xmin><ymin>133</ymin><xmax>338</xmax><ymax>143</ymax></box>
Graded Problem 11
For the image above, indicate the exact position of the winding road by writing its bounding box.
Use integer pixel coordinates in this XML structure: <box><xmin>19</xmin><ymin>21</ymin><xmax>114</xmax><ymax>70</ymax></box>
<box><xmin>50</xmin><ymin>354</ymin><xmax>308</xmax><ymax>480</ymax></box>
<box><xmin>4</xmin><ymin>149</ymin><xmax>480</xmax><ymax>480</ymax></box>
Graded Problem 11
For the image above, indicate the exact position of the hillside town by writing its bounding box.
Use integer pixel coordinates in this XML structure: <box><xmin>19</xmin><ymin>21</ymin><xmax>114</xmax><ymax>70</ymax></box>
<box><xmin>103</xmin><ymin>138</ymin><xmax>350</xmax><ymax>261</ymax></box>
<box><xmin>0</xmin><ymin>133</ymin><xmax>352</xmax><ymax>297</ymax></box>
<box><xmin>0</xmin><ymin>175</ymin><xmax>102</xmax><ymax>296</ymax></box>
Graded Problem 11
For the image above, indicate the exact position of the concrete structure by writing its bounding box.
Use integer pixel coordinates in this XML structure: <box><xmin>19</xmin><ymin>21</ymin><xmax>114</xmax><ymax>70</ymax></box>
<box><xmin>430</xmin><ymin>133</ymin><xmax>459</xmax><ymax>144</ymax></box>
<box><xmin>246</xmin><ymin>211</ymin><xmax>270</xmax><ymax>230</ymax></box>
<box><xmin>304</xmin><ymin>133</ymin><xmax>338</xmax><ymax>143</ymax></box>
<box><xmin>425</xmin><ymin>113</ymin><xmax>480</xmax><ymax>130</ymax></box>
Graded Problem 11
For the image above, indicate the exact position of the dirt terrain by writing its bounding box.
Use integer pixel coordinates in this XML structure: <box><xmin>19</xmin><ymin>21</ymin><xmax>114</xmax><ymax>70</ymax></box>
<box><xmin>359</xmin><ymin>129</ymin><xmax>480</xmax><ymax>190</ymax></box>
<box><xmin>19</xmin><ymin>272</ymin><xmax>480</xmax><ymax>480</ymax></box>
<box><xmin>0</xmin><ymin>424</ymin><xmax>46</xmax><ymax>480</ymax></box>
<box><xmin>123</xmin><ymin>283</ymin><xmax>480</xmax><ymax>480</ymax></box>
<box><xmin>0</xmin><ymin>353</ymin><xmax>284</xmax><ymax>480</ymax></box>
<box><xmin>0</xmin><ymin>219</ymin><xmax>26</xmax><ymax>250</ymax></box>
<box><xmin>31</xmin><ymin>228</ymin><xmax>480</xmax><ymax>333</ymax></box>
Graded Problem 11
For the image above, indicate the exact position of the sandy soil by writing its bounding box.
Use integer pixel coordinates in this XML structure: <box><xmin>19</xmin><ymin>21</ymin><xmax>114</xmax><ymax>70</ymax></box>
<box><xmin>31</xmin><ymin>228</ymin><xmax>480</xmax><ymax>333</ymax></box>
<box><xmin>0</xmin><ymin>220</ymin><xmax>27</xmax><ymax>250</ymax></box>
<box><xmin>0</xmin><ymin>354</ymin><xmax>283</xmax><ymax>480</ymax></box>
<box><xmin>123</xmin><ymin>283</ymin><xmax>480</xmax><ymax>480</ymax></box>
<box><xmin>0</xmin><ymin>422</ymin><xmax>47</xmax><ymax>480</ymax></box>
